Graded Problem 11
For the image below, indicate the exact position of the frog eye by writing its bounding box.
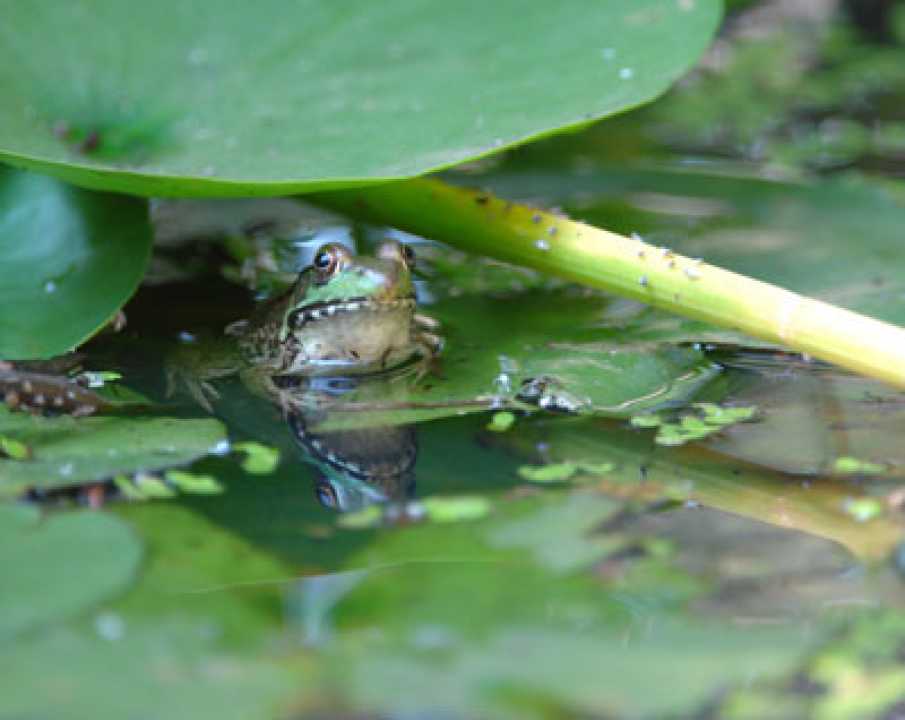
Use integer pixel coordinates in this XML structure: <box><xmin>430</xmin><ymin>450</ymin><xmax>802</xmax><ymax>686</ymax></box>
<box><xmin>311</xmin><ymin>243</ymin><xmax>350</xmax><ymax>281</ymax></box>
<box><xmin>377</xmin><ymin>240</ymin><xmax>415</xmax><ymax>269</ymax></box>
<box><xmin>313</xmin><ymin>250</ymin><xmax>333</xmax><ymax>270</ymax></box>
<box><xmin>315</xmin><ymin>482</ymin><xmax>338</xmax><ymax>509</ymax></box>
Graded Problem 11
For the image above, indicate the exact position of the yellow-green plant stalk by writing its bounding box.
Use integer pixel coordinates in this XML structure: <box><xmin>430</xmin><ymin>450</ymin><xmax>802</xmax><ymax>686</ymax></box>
<box><xmin>312</xmin><ymin>177</ymin><xmax>905</xmax><ymax>390</ymax></box>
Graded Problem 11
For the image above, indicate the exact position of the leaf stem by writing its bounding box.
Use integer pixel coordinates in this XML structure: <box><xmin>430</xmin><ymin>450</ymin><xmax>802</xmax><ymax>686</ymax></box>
<box><xmin>311</xmin><ymin>177</ymin><xmax>905</xmax><ymax>389</ymax></box>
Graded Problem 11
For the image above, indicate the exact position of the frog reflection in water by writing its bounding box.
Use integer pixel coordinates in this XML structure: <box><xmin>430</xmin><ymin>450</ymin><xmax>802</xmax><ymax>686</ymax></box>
<box><xmin>286</xmin><ymin>386</ymin><xmax>419</xmax><ymax>513</ymax></box>
<box><xmin>174</xmin><ymin>239</ymin><xmax>442</xmax><ymax>410</ymax></box>
<box><xmin>173</xmin><ymin>239</ymin><xmax>440</xmax><ymax>511</ymax></box>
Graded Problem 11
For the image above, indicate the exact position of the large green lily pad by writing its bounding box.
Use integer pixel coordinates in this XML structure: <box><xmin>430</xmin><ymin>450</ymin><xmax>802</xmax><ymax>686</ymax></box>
<box><xmin>0</xmin><ymin>407</ymin><xmax>226</xmax><ymax>498</ymax></box>
<box><xmin>0</xmin><ymin>167</ymin><xmax>151</xmax><ymax>359</ymax></box>
<box><xmin>307</xmin><ymin>492</ymin><xmax>812</xmax><ymax>719</ymax></box>
<box><xmin>265</xmin><ymin>289</ymin><xmax>720</xmax><ymax>432</ymax></box>
<box><xmin>0</xmin><ymin>1</ymin><xmax>720</xmax><ymax>196</ymax></box>
<box><xmin>0</xmin><ymin>505</ymin><xmax>141</xmax><ymax>640</ymax></box>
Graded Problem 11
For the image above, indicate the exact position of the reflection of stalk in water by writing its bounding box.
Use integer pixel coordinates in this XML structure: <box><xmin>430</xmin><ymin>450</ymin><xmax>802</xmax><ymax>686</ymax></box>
<box><xmin>491</xmin><ymin>418</ymin><xmax>903</xmax><ymax>561</ymax></box>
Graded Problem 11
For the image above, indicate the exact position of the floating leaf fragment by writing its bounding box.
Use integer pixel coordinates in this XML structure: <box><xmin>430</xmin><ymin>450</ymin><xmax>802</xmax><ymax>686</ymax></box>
<box><xmin>633</xmin><ymin>404</ymin><xmax>759</xmax><ymax>447</ymax></box>
<box><xmin>578</xmin><ymin>461</ymin><xmax>616</xmax><ymax>475</ymax></box>
<box><xmin>132</xmin><ymin>473</ymin><xmax>176</xmax><ymax>499</ymax></box>
<box><xmin>233</xmin><ymin>441</ymin><xmax>281</xmax><ymax>475</ymax></box>
<box><xmin>421</xmin><ymin>496</ymin><xmax>491</xmax><ymax>523</ymax></box>
<box><xmin>337</xmin><ymin>506</ymin><xmax>383</xmax><ymax>530</ymax></box>
<box><xmin>693</xmin><ymin>402</ymin><xmax>758</xmax><ymax>425</ymax></box>
<box><xmin>338</xmin><ymin>496</ymin><xmax>492</xmax><ymax>529</ymax></box>
<box><xmin>164</xmin><ymin>470</ymin><xmax>223</xmax><ymax>495</ymax></box>
<box><xmin>630</xmin><ymin>413</ymin><xmax>663</xmax><ymax>428</ymax></box>
<box><xmin>842</xmin><ymin>497</ymin><xmax>884</xmax><ymax>523</ymax></box>
<box><xmin>832</xmin><ymin>456</ymin><xmax>887</xmax><ymax>476</ymax></box>
<box><xmin>0</xmin><ymin>435</ymin><xmax>30</xmax><ymax>460</ymax></box>
<box><xmin>517</xmin><ymin>462</ymin><xmax>579</xmax><ymax>484</ymax></box>
<box><xmin>486</xmin><ymin>411</ymin><xmax>516</xmax><ymax>433</ymax></box>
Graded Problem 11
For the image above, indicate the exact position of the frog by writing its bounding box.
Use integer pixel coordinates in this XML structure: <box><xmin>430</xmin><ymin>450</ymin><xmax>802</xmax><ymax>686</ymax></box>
<box><xmin>169</xmin><ymin>239</ymin><xmax>442</xmax><ymax>411</ymax></box>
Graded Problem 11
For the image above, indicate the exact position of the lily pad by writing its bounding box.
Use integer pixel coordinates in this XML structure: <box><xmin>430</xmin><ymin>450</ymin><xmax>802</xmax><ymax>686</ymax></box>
<box><xmin>0</xmin><ymin>619</ymin><xmax>296</xmax><ymax>720</ymax></box>
<box><xmin>308</xmin><ymin>290</ymin><xmax>720</xmax><ymax>432</ymax></box>
<box><xmin>0</xmin><ymin>505</ymin><xmax>141</xmax><ymax>639</ymax></box>
<box><xmin>307</xmin><ymin>492</ymin><xmax>811</xmax><ymax>719</ymax></box>
<box><xmin>0</xmin><ymin>407</ymin><xmax>226</xmax><ymax>498</ymax></box>
<box><xmin>0</xmin><ymin>167</ymin><xmax>152</xmax><ymax>359</ymax></box>
<box><xmin>0</xmin><ymin>1</ymin><xmax>719</xmax><ymax>195</ymax></box>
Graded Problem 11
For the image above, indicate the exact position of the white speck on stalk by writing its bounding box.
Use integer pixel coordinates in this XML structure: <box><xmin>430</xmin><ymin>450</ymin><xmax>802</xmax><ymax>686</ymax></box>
<box><xmin>619</xmin><ymin>67</ymin><xmax>634</xmax><ymax>80</ymax></box>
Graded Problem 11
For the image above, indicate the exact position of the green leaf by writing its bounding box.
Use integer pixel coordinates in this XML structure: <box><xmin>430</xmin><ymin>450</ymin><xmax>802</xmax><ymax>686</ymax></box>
<box><xmin>0</xmin><ymin>167</ymin><xmax>151</xmax><ymax>359</ymax></box>
<box><xmin>486</xmin><ymin>411</ymin><xmax>516</xmax><ymax>433</ymax></box>
<box><xmin>421</xmin><ymin>495</ymin><xmax>492</xmax><ymax>523</ymax></box>
<box><xmin>0</xmin><ymin>434</ymin><xmax>30</xmax><ymax>460</ymax></box>
<box><xmin>309</xmin><ymin>290</ymin><xmax>721</xmax><ymax>432</ymax></box>
<box><xmin>832</xmin><ymin>456</ymin><xmax>886</xmax><ymax>476</ymax></box>
<box><xmin>163</xmin><ymin>469</ymin><xmax>224</xmax><ymax>495</ymax></box>
<box><xmin>0</xmin><ymin>619</ymin><xmax>296</xmax><ymax>720</ymax></box>
<box><xmin>0</xmin><ymin>1</ymin><xmax>720</xmax><ymax>195</ymax></box>
<box><xmin>0</xmin><ymin>407</ymin><xmax>226</xmax><ymax>498</ymax></box>
<box><xmin>0</xmin><ymin>501</ymin><xmax>299</xmax><ymax>718</ymax></box>
<box><xmin>311</xmin><ymin>492</ymin><xmax>811</xmax><ymax>719</ymax></box>
<box><xmin>232</xmin><ymin>441</ymin><xmax>280</xmax><ymax>476</ymax></box>
<box><xmin>517</xmin><ymin>462</ymin><xmax>579</xmax><ymax>484</ymax></box>
<box><xmin>0</xmin><ymin>506</ymin><xmax>141</xmax><ymax>639</ymax></box>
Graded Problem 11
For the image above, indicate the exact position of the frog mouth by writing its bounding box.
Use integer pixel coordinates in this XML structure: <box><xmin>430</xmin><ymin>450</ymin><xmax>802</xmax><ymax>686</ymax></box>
<box><xmin>289</xmin><ymin>296</ymin><xmax>416</xmax><ymax>328</ymax></box>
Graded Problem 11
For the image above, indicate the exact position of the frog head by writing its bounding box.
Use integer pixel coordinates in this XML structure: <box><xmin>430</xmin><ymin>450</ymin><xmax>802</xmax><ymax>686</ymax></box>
<box><xmin>274</xmin><ymin>240</ymin><xmax>420</xmax><ymax>374</ymax></box>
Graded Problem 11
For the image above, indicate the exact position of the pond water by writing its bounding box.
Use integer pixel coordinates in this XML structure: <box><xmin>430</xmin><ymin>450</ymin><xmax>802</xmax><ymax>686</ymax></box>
<box><xmin>6</xmin><ymin>7</ymin><xmax>905</xmax><ymax>718</ymax></box>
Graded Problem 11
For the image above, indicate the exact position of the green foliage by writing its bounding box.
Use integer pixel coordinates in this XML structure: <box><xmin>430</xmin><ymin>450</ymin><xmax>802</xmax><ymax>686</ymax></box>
<box><xmin>630</xmin><ymin>402</ymin><xmax>758</xmax><ymax>447</ymax></box>
<box><xmin>232</xmin><ymin>441</ymin><xmax>281</xmax><ymax>475</ymax></box>
<box><xmin>0</xmin><ymin>0</ymin><xmax>720</xmax><ymax>196</ymax></box>
<box><xmin>316</xmin><ymin>492</ymin><xmax>810</xmax><ymax>719</ymax></box>
<box><xmin>310</xmin><ymin>290</ymin><xmax>721</xmax><ymax>431</ymax></box>
<box><xmin>0</xmin><ymin>406</ymin><xmax>226</xmax><ymax>498</ymax></box>
<box><xmin>0</xmin><ymin>167</ymin><xmax>151</xmax><ymax>358</ymax></box>
<box><xmin>720</xmin><ymin>610</ymin><xmax>905</xmax><ymax>720</ymax></box>
<box><xmin>0</xmin><ymin>505</ymin><xmax>141</xmax><ymax>639</ymax></box>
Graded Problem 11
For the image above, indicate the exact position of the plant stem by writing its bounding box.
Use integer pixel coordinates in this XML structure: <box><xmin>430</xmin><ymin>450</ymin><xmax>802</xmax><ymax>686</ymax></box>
<box><xmin>311</xmin><ymin>177</ymin><xmax>905</xmax><ymax>389</ymax></box>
